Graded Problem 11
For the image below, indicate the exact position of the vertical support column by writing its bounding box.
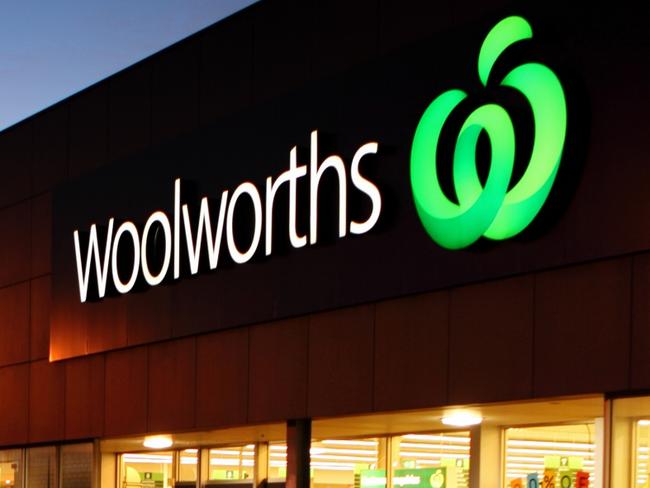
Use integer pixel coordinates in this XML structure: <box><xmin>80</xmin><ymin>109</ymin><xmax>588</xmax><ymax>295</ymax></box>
<box><xmin>469</xmin><ymin>424</ymin><xmax>501</xmax><ymax>488</ymax></box>
<box><xmin>92</xmin><ymin>441</ymin><xmax>101</xmax><ymax>488</ymax></box>
<box><xmin>594</xmin><ymin>417</ymin><xmax>605</xmax><ymax>488</ymax></box>
<box><xmin>388</xmin><ymin>436</ymin><xmax>400</xmax><ymax>488</ymax></box>
<box><xmin>286</xmin><ymin>419</ymin><xmax>311</xmax><ymax>488</ymax></box>
<box><xmin>376</xmin><ymin>437</ymin><xmax>391</xmax><ymax>488</ymax></box>
<box><xmin>255</xmin><ymin>442</ymin><xmax>270</xmax><ymax>488</ymax></box>
<box><xmin>609</xmin><ymin>403</ymin><xmax>631</xmax><ymax>488</ymax></box>
<box><xmin>100</xmin><ymin>452</ymin><xmax>116</xmax><ymax>488</ymax></box>
<box><xmin>199</xmin><ymin>448</ymin><xmax>210</xmax><ymax>488</ymax></box>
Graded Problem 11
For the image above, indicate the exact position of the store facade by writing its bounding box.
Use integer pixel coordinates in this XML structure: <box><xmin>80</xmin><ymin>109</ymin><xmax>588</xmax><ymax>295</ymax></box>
<box><xmin>0</xmin><ymin>1</ymin><xmax>648</xmax><ymax>487</ymax></box>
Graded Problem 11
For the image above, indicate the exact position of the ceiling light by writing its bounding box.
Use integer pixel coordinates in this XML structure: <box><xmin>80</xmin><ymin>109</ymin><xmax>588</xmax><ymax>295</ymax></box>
<box><xmin>143</xmin><ymin>435</ymin><xmax>173</xmax><ymax>449</ymax></box>
<box><xmin>441</xmin><ymin>413</ymin><xmax>482</xmax><ymax>427</ymax></box>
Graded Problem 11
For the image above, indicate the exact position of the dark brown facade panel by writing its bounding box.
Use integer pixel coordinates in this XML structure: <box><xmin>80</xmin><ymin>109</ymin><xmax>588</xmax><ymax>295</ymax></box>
<box><xmin>49</xmin><ymin>295</ymin><xmax>87</xmax><ymax>361</ymax></box>
<box><xmin>311</xmin><ymin>0</ymin><xmax>379</xmax><ymax>79</ymax></box>
<box><xmin>252</xmin><ymin>0</ymin><xmax>312</xmax><ymax>103</ymax></box>
<box><xmin>32</xmin><ymin>104</ymin><xmax>68</xmax><ymax>195</ymax></box>
<box><xmin>86</xmin><ymin>297</ymin><xmax>128</xmax><ymax>355</ymax></box>
<box><xmin>534</xmin><ymin>258</ymin><xmax>632</xmax><ymax>397</ymax></box>
<box><xmin>151</xmin><ymin>38</ymin><xmax>200</xmax><ymax>146</ymax></box>
<box><xmin>196</xmin><ymin>328</ymin><xmax>249</xmax><ymax>428</ymax></box>
<box><xmin>65</xmin><ymin>354</ymin><xmax>105</xmax><ymax>440</ymax></box>
<box><xmin>0</xmin><ymin>363</ymin><xmax>29</xmax><ymax>446</ymax></box>
<box><xmin>449</xmin><ymin>276</ymin><xmax>534</xmax><ymax>405</ymax></box>
<box><xmin>449</xmin><ymin>0</ymin><xmax>511</xmax><ymax>27</ymax></box>
<box><xmin>378</xmin><ymin>0</ymin><xmax>452</xmax><ymax>55</ymax></box>
<box><xmin>631</xmin><ymin>253</ymin><xmax>650</xmax><ymax>389</ymax></box>
<box><xmin>199</xmin><ymin>9</ymin><xmax>253</xmax><ymax>125</ymax></box>
<box><xmin>29</xmin><ymin>359</ymin><xmax>65</xmax><ymax>442</ymax></box>
<box><xmin>308</xmin><ymin>305</ymin><xmax>375</xmax><ymax>418</ymax></box>
<box><xmin>30</xmin><ymin>277</ymin><xmax>50</xmax><ymax>361</ymax></box>
<box><xmin>374</xmin><ymin>291</ymin><xmax>449</xmax><ymax>412</ymax></box>
<box><xmin>69</xmin><ymin>84</ymin><xmax>109</xmax><ymax>178</ymax></box>
<box><xmin>0</xmin><ymin>201</ymin><xmax>30</xmax><ymax>287</ymax></box>
<box><xmin>108</xmin><ymin>62</ymin><xmax>152</xmax><ymax>162</ymax></box>
<box><xmin>30</xmin><ymin>193</ymin><xmax>52</xmax><ymax>277</ymax></box>
<box><xmin>0</xmin><ymin>123</ymin><xmax>32</xmax><ymax>209</ymax></box>
<box><xmin>148</xmin><ymin>337</ymin><xmax>197</xmax><ymax>432</ymax></box>
<box><xmin>104</xmin><ymin>346</ymin><xmax>148</xmax><ymax>437</ymax></box>
<box><xmin>170</xmin><ymin>274</ymin><xmax>223</xmax><ymax>339</ymax></box>
<box><xmin>126</xmin><ymin>285</ymin><xmax>172</xmax><ymax>346</ymax></box>
<box><xmin>0</xmin><ymin>282</ymin><xmax>29</xmax><ymax>367</ymax></box>
<box><xmin>248</xmin><ymin>317</ymin><xmax>308</xmax><ymax>423</ymax></box>
<box><xmin>562</xmin><ymin>27</ymin><xmax>650</xmax><ymax>262</ymax></box>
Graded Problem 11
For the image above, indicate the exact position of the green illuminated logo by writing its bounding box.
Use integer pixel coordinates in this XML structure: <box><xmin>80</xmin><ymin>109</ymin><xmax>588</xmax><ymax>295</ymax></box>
<box><xmin>410</xmin><ymin>16</ymin><xmax>567</xmax><ymax>250</ymax></box>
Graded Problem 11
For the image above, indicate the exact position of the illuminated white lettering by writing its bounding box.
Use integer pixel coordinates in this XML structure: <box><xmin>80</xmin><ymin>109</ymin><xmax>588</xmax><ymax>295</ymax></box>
<box><xmin>111</xmin><ymin>221</ymin><xmax>140</xmax><ymax>294</ymax></box>
<box><xmin>309</xmin><ymin>130</ymin><xmax>347</xmax><ymax>244</ymax></box>
<box><xmin>72</xmin><ymin>131</ymin><xmax>383</xmax><ymax>302</ymax></box>
<box><xmin>226</xmin><ymin>182</ymin><xmax>263</xmax><ymax>264</ymax></box>
<box><xmin>73</xmin><ymin>218</ymin><xmax>114</xmax><ymax>303</ymax></box>
<box><xmin>141</xmin><ymin>211</ymin><xmax>172</xmax><ymax>286</ymax></box>
<box><xmin>182</xmin><ymin>192</ymin><xmax>229</xmax><ymax>274</ymax></box>
<box><xmin>350</xmin><ymin>142</ymin><xmax>381</xmax><ymax>234</ymax></box>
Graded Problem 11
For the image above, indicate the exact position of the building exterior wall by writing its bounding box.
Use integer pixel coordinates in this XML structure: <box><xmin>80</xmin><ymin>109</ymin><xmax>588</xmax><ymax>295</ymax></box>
<box><xmin>0</xmin><ymin>0</ymin><xmax>646</xmax><ymax>451</ymax></box>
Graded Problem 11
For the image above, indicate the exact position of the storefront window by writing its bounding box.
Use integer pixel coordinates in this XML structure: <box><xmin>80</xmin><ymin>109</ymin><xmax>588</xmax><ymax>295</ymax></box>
<box><xmin>27</xmin><ymin>447</ymin><xmax>57</xmax><ymax>488</ymax></box>
<box><xmin>504</xmin><ymin>424</ymin><xmax>596</xmax><ymax>487</ymax></box>
<box><xmin>177</xmin><ymin>450</ymin><xmax>198</xmax><ymax>485</ymax></box>
<box><xmin>207</xmin><ymin>445</ymin><xmax>254</xmax><ymax>482</ymax></box>
<box><xmin>392</xmin><ymin>433</ymin><xmax>470</xmax><ymax>488</ymax></box>
<box><xmin>268</xmin><ymin>442</ymin><xmax>286</xmax><ymax>482</ymax></box>
<box><xmin>61</xmin><ymin>443</ymin><xmax>93</xmax><ymax>488</ymax></box>
<box><xmin>0</xmin><ymin>449</ymin><xmax>22</xmax><ymax>488</ymax></box>
<box><xmin>311</xmin><ymin>438</ymin><xmax>382</xmax><ymax>488</ymax></box>
<box><xmin>611</xmin><ymin>396</ymin><xmax>650</xmax><ymax>487</ymax></box>
<box><xmin>120</xmin><ymin>452</ymin><xmax>173</xmax><ymax>488</ymax></box>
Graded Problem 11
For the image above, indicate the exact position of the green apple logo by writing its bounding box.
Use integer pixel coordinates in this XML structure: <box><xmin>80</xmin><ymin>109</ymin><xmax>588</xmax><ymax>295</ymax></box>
<box><xmin>410</xmin><ymin>16</ymin><xmax>567</xmax><ymax>250</ymax></box>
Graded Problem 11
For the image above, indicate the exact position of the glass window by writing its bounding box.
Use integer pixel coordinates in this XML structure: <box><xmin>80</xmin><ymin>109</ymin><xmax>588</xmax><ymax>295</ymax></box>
<box><xmin>268</xmin><ymin>442</ymin><xmax>286</xmax><ymax>482</ymax></box>
<box><xmin>207</xmin><ymin>445</ymin><xmax>254</xmax><ymax>482</ymax></box>
<box><xmin>635</xmin><ymin>420</ymin><xmax>650</xmax><ymax>487</ymax></box>
<box><xmin>311</xmin><ymin>437</ymin><xmax>383</xmax><ymax>488</ymax></box>
<box><xmin>611</xmin><ymin>396</ymin><xmax>650</xmax><ymax>487</ymax></box>
<box><xmin>120</xmin><ymin>452</ymin><xmax>173</xmax><ymax>488</ymax></box>
<box><xmin>27</xmin><ymin>447</ymin><xmax>57</xmax><ymax>488</ymax></box>
<box><xmin>392</xmin><ymin>432</ymin><xmax>470</xmax><ymax>488</ymax></box>
<box><xmin>0</xmin><ymin>449</ymin><xmax>22</xmax><ymax>488</ymax></box>
<box><xmin>177</xmin><ymin>450</ymin><xmax>198</xmax><ymax>485</ymax></box>
<box><xmin>61</xmin><ymin>443</ymin><xmax>93</xmax><ymax>488</ymax></box>
<box><xmin>504</xmin><ymin>424</ymin><xmax>596</xmax><ymax>487</ymax></box>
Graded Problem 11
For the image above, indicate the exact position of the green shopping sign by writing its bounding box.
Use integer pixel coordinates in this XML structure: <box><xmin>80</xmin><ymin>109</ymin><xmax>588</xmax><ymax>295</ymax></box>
<box><xmin>410</xmin><ymin>16</ymin><xmax>567</xmax><ymax>250</ymax></box>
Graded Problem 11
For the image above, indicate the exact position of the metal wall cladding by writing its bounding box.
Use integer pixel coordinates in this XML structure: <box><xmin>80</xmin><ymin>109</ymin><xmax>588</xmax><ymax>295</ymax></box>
<box><xmin>0</xmin><ymin>0</ymin><xmax>647</xmax><ymax>445</ymax></box>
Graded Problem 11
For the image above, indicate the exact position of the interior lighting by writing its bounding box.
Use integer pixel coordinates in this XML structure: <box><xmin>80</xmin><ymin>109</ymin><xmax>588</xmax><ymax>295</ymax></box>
<box><xmin>321</xmin><ymin>440</ymin><xmax>379</xmax><ymax>447</ymax></box>
<box><xmin>402</xmin><ymin>434</ymin><xmax>470</xmax><ymax>443</ymax></box>
<box><xmin>441</xmin><ymin>413</ymin><xmax>482</xmax><ymax>427</ymax></box>
<box><xmin>143</xmin><ymin>435</ymin><xmax>173</xmax><ymax>449</ymax></box>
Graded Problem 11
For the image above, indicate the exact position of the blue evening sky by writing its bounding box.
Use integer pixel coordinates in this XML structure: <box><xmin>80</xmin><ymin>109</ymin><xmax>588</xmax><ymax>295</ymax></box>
<box><xmin>0</xmin><ymin>0</ymin><xmax>258</xmax><ymax>130</ymax></box>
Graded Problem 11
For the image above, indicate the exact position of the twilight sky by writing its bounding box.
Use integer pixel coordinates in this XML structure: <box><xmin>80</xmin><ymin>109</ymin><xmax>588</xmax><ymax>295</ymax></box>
<box><xmin>0</xmin><ymin>0</ymin><xmax>258</xmax><ymax>130</ymax></box>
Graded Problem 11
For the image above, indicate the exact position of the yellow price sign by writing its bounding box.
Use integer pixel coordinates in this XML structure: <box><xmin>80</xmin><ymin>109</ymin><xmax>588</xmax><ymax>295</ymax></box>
<box><xmin>542</xmin><ymin>470</ymin><xmax>556</xmax><ymax>488</ymax></box>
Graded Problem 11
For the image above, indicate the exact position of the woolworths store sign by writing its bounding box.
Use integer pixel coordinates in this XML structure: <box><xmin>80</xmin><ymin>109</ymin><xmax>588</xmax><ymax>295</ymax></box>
<box><xmin>70</xmin><ymin>16</ymin><xmax>567</xmax><ymax>303</ymax></box>
<box><xmin>52</xmin><ymin>14</ymin><xmax>576</xmax><ymax>359</ymax></box>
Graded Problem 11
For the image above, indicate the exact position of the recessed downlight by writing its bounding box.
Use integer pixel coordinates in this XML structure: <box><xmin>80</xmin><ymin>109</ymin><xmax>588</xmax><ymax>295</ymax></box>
<box><xmin>441</xmin><ymin>413</ymin><xmax>483</xmax><ymax>427</ymax></box>
<box><xmin>143</xmin><ymin>435</ymin><xmax>173</xmax><ymax>449</ymax></box>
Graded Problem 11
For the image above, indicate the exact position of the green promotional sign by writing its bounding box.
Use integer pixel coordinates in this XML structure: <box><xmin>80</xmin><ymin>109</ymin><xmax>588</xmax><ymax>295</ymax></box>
<box><xmin>393</xmin><ymin>468</ymin><xmax>447</xmax><ymax>488</ymax></box>
<box><xmin>411</xmin><ymin>16</ymin><xmax>567</xmax><ymax>249</ymax></box>
<box><xmin>360</xmin><ymin>469</ymin><xmax>388</xmax><ymax>488</ymax></box>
